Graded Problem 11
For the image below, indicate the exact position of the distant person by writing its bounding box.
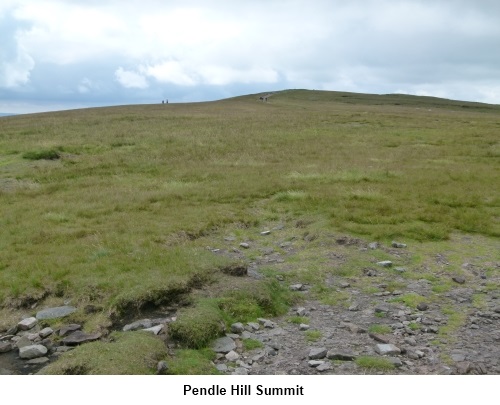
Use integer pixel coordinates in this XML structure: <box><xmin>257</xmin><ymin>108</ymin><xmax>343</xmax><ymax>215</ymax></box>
<box><xmin>162</xmin><ymin>100</ymin><xmax>164</xmax><ymax>104</ymax></box>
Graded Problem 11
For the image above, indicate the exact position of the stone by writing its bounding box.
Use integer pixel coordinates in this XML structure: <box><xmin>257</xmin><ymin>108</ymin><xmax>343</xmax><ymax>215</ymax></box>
<box><xmin>0</xmin><ymin>341</ymin><xmax>12</xmax><ymax>353</ymax></box>
<box><xmin>346</xmin><ymin>323</ymin><xmax>366</xmax><ymax>334</ymax></box>
<box><xmin>216</xmin><ymin>364</ymin><xmax>228</xmax><ymax>372</ymax></box>
<box><xmin>232</xmin><ymin>367</ymin><xmax>248</xmax><ymax>375</ymax></box>
<box><xmin>348</xmin><ymin>303</ymin><xmax>360</xmax><ymax>311</ymax></box>
<box><xmin>290</xmin><ymin>284</ymin><xmax>305</xmax><ymax>291</ymax></box>
<box><xmin>18</xmin><ymin>317</ymin><xmax>37</xmax><ymax>331</ymax></box>
<box><xmin>339</xmin><ymin>282</ymin><xmax>351</xmax><ymax>288</ymax></box>
<box><xmin>374</xmin><ymin>344</ymin><xmax>401</xmax><ymax>356</ymax></box>
<box><xmin>225</xmin><ymin>350</ymin><xmax>240</xmax><ymax>361</ymax></box>
<box><xmin>62</xmin><ymin>331</ymin><xmax>102</xmax><ymax>345</ymax></box>
<box><xmin>388</xmin><ymin>357</ymin><xmax>403</xmax><ymax>367</ymax></box>
<box><xmin>19</xmin><ymin>344</ymin><xmax>48</xmax><ymax>359</ymax></box>
<box><xmin>369</xmin><ymin>333</ymin><xmax>390</xmax><ymax>344</ymax></box>
<box><xmin>26</xmin><ymin>357</ymin><xmax>50</xmax><ymax>365</ymax></box>
<box><xmin>451</xmin><ymin>353</ymin><xmax>466</xmax><ymax>362</ymax></box>
<box><xmin>123</xmin><ymin>319</ymin><xmax>152</xmax><ymax>332</ymax></box>
<box><xmin>377</xmin><ymin>261</ymin><xmax>393</xmax><ymax>268</ymax></box>
<box><xmin>142</xmin><ymin>325</ymin><xmax>163</xmax><ymax>335</ymax></box>
<box><xmin>36</xmin><ymin>306</ymin><xmax>77</xmax><ymax>320</ymax></box>
<box><xmin>299</xmin><ymin>324</ymin><xmax>310</xmax><ymax>331</ymax></box>
<box><xmin>212</xmin><ymin>336</ymin><xmax>236</xmax><ymax>353</ymax></box>
<box><xmin>308</xmin><ymin>347</ymin><xmax>328</xmax><ymax>360</ymax></box>
<box><xmin>156</xmin><ymin>361</ymin><xmax>168</xmax><ymax>374</ymax></box>
<box><xmin>308</xmin><ymin>360</ymin><xmax>324</xmax><ymax>367</ymax></box>
<box><xmin>456</xmin><ymin>362</ymin><xmax>472</xmax><ymax>375</ymax></box>
<box><xmin>327</xmin><ymin>351</ymin><xmax>356</xmax><ymax>361</ymax></box>
<box><xmin>59</xmin><ymin>324</ymin><xmax>81</xmax><ymax>336</ymax></box>
<box><xmin>368</xmin><ymin>242</ymin><xmax>379</xmax><ymax>250</ymax></box>
<box><xmin>394</xmin><ymin>267</ymin><xmax>406</xmax><ymax>273</ymax></box>
<box><xmin>452</xmin><ymin>276</ymin><xmax>466</xmax><ymax>284</ymax></box>
<box><xmin>231</xmin><ymin>323</ymin><xmax>245</xmax><ymax>333</ymax></box>
<box><xmin>246</xmin><ymin>322</ymin><xmax>260</xmax><ymax>331</ymax></box>
<box><xmin>260</xmin><ymin>230</ymin><xmax>271</xmax><ymax>235</ymax></box>
<box><xmin>239</xmin><ymin>242</ymin><xmax>250</xmax><ymax>249</ymax></box>
<box><xmin>417</xmin><ymin>303</ymin><xmax>429</xmax><ymax>311</ymax></box>
<box><xmin>39</xmin><ymin>327</ymin><xmax>54</xmax><ymax>338</ymax></box>
<box><xmin>296</xmin><ymin>307</ymin><xmax>307</xmax><ymax>316</ymax></box>
<box><xmin>404</xmin><ymin>337</ymin><xmax>417</xmax><ymax>346</ymax></box>
<box><xmin>316</xmin><ymin>362</ymin><xmax>333</xmax><ymax>372</ymax></box>
<box><xmin>391</xmin><ymin>241</ymin><xmax>407</xmax><ymax>248</ymax></box>
<box><xmin>16</xmin><ymin>336</ymin><xmax>32</xmax><ymax>349</ymax></box>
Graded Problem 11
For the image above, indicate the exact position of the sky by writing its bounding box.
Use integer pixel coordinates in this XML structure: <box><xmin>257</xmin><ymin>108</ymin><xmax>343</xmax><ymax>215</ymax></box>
<box><xmin>1</xmin><ymin>0</ymin><xmax>500</xmax><ymax>114</ymax></box>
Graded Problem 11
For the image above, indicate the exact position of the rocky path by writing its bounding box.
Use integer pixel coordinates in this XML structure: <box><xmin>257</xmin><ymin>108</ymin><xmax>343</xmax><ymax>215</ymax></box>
<box><xmin>1</xmin><ymin>229</ymin><xmax>499</xmax><ymax>375</ymax></box>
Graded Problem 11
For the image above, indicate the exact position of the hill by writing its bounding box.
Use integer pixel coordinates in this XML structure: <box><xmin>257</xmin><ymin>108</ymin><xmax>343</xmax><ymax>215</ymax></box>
<box><xmin>0</xmin><ymin>89</ymin><xmax>498</xmax><ymax>375</ymax></box>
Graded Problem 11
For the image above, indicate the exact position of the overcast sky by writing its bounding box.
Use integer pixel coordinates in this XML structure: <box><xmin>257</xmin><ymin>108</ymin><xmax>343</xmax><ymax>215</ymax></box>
<box><xmin>1</xmin><ymin>0</ymin><xmax>500</xmax><ymax>113</ymax></box>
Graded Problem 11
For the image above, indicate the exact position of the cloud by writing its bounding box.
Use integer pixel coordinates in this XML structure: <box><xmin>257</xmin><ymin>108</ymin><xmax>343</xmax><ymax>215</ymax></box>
<box><xmin>115</xmin><ymin>67</ymin><xmax>149</xmax><ymax>89</ymax></box>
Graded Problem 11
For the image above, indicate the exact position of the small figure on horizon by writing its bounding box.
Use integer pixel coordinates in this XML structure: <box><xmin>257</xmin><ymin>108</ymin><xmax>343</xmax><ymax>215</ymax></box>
<box><xmin>162</xmin><ymin>100</ymin><xmax>164</xmax><ymax>104</ymax></box>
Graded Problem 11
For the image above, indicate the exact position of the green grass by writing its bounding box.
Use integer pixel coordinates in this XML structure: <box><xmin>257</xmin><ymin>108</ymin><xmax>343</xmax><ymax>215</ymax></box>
<box><xmin>355</xmin><ymin>356</ymin><xmax>395</xmax><ymax>371</ymax></box>
<box><xmin>167</xmin><ymin>349</ymin><xmax>220</xmax><ymax>375</ymax></box>
<box><xmin>39</xmin><ymin>331</ymin><xmax>167</xmax><ymax>375</ymax></box>
<box><xmin>305</xmin><ymin>330</ymin><xmax>322</xmax><ymax>342</ymax></box>
<box><xmin>289</xmin><ymin>316</ymin><xmax>309</xmax><ymax>324</ymax></box>
<box><xmin>243</xmin><ymin>339</ymin><xmax>264</xmax><ymax>350</ymax></box>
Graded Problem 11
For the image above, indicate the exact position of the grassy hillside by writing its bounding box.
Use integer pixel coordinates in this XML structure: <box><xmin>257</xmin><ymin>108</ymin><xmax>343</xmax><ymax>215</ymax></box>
<box><xmin>0</xmin><ymin>89</ymin><xmax>499</xmax><ymax>335</ymax></box>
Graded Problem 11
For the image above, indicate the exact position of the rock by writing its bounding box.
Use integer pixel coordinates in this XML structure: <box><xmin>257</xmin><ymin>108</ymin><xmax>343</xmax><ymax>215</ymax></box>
<box><xmin>290</xmin><ymin>284</ymin><xmax>305</xmax><ymax>291</ymax></box>
<box><xmin>391</xmin><ymin>241</ymin><xmax>407</xmax><ymax>248</ymax></box>
<box><xmin>239</xmin><ymin>242</ymin><xmax>250</xmax><ymax>249</ymax></box>
<box><xmin>18</xmin><ymin>317</ymin><xmax>37</xmax><ymax>331</ymax></box>
<box><xmin>36</xmin><ymin>306</ymin><xmax>77</xmax><ymax>320</ymax></box>
<box><xmin>59</xmin><ymin>324</ymin><xmax>81</xmax><ymax>336</ymax></box>
<box><xmin>394</xmin><ymin>267</ymin><xmax>406</xmax><ymax>273</ymax></box>
<box><xmin>451</xmin><ymin>353</ymin><xmax>466</xmax><ymax>362</ymax></box>
<box><xmin>456</xmin><ymin>362</ymin><xmax>472</xmax><ymax>375</ymax></box>
<box><xmin>316</xmin><ymin>362</ymin><xmax>333</xmax><ymax>372</ymax></box>
<box><xmin>299</xmin><ymin>324</ymin><xmax>310</xmax><ymax>331</ymax></box>
<box><xmin>374</xmin><ymin>344</ymin><xmax>401</xmax><ymax>356</ymax></box>
<box><xmin>156</xmin><ymin>361</ymin><xmax>168</xmax><ymax>374</ymax></box>
<box><xmin>39</xmin><ymin>327</ymin><xmax>54</xmax><ymax>338</ymax></box>
<box><xmin>231</xmin><ymin>323</ymin><xmax>245</xmax><ymax>333</ymax></box>
<box><xmin>404</xmin><ymin>337</ymin><xmax>417</xmax><ymax>346</ymax></box>
<box><xmin>346</xmin><ymin>323</ymin><xmax>366</xmax><ymax>334</ymax></box>
<box><xmin>122</xmin><ymin>319</ymin><xmax>152</xmax><ymax>332</ymax></box>
<box><xmin>246</xmin><ymin>322</ymin><xmax>260</xmax><ymax>331</ymax></box>
<box><xmin>257</xmin><ymin>318</ymin><xmax>276</xmax><ymax>328</ymax></box>
<box><xmin>452</xmin><ymin>276</ymin><xmax>466</xmax><ymax>284</ymax></box>
<box><xmin>16</xmin><ymin>336</ymin><xmax>32</xmax><ymax>349</ymax></box>
<box><xmin>26</xmin><ymin>357</ymin><xmax>50</xmax><ymax>365</ymax></box>
<box><xmin>216</xmin><ymin>364</ymin><xmax>228</xmax><ymax>372</ymax></box>
<box><xmin>296</xmin><ymin>307</ymin><xmax>307</xmax><ymax>316</ymax></box>
<box><xmin>142</xmin><ymin>325</ymin><xmax>163</xmax><ymax>335</ymax></box>
<box><xmin>388</xmin><ymin>357</ymin><xmax>403</xmax><ymax>367</ymax></box>
<box><xmin>348</xmin><ymin>303</ymin><xmax>360</xmax><ymax>311</ymax></box>
<box><xmin>368</xmin><ymin>242</ymin><xmax>379</xmax><ymax>250</ymax></box>
<box><xmin>369</xmin><ymin>333</ymin><xmax>391</xmax><ymax>344</ymax></box>
<box><xmin>225</xmin><ymin>350</ymin><xmax>240</xmax><ymax>361</ymax></box>
<box><xmin>377</xmin><ymin>261</ymin><xmax>393</xmax><ymax>268</ymax></box>
<box><xmin>417</xmin><ymin>303</ymin><xmax>429</xmax><ymax>311</ymax></box>
<box><xmin>374</xmin><ymin>305</ymin><xmax>391</xmax><ymax>314</ymax></box>
<box><xmin>6</xmin><ymin>325</ymin><xmax>18</xmax><ymax>335</ymax></box>
<box><xmin>19</xmin><ymin>344</ymin><xmax>48</xmax><ymax>359</ymax></box>
<box><xmin>339</xmin><ymin>282</ymin><xmax>351</xmax><ymax>288</ymax></box>
<box><xmin>473</xmin><ymin>363</ymin><xmax>487</xmax><ymax>375</ymax></box>
<box><xmin>260</xmin><ymin>230</ymin><xmax>271</xmax><ymax>235</ymax></box>
<box><xmin>327</xmin><ymin>351</ymin><xmax>356</xmax><ymax>361</ymax></box>
<box><xmin>62</xmin><ymin>331</ymin><xmax>102</xmax><ymax>345</ymax></box>
<box><xmin>212</xmin><ymin>336</ymin><xmax>236</xmax><ymax>353</ymax></box>
<box><xmin>232</xmin><ymin>367</ymin><xmax>248</xmax><ymax>375</ymax></box>
<box><xmin>308</xmin><ymin>347</ymin><xmax>328</xmax><ymax>360</ymax></box>
<box><xmin>0</xmin><ymin>341</ymin><xmax>12</xmax><ymax>353</ymax></box>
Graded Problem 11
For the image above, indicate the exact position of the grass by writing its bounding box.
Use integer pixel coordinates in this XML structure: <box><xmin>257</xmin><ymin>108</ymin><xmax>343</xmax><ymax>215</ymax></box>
<box><xmin>355</xmin><ymin>356</ymin><xmax>395</xmax><ymax>371</ymax></box>
<box><xmin>289</xmin><ymin>316</ymin><xmax>309</xmax><ymax>324</ymax></box>
<box><xmin>243</xmin><ymin>339</ymin><xmax>264</xmax><ymax>350</ymax></box>
<box><xmin>305</xmin><ymin>330</ymin><xmax>322</xmax><ymax>342</ymax></box>
<box><xmin>1</xmin><ymin>89</ymin><xmax>499</xmax><ymax>373</ymax></box>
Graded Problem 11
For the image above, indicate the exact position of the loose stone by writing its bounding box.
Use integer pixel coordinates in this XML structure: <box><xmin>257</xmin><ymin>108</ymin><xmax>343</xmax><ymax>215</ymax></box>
<box><xmin>299</xmin><ymin>324</ymin><xmax>310</xmax><ymax>331</ymax></box>
<box><xmin>122</xmin><ymin>319</ymin><xmax>152</xmax><ymax>332</ymax></box>
<box><xmin>62</xmin><ymin>331</ymin><xmax>102</xmax><ymax>345</ymax></box>
<box><xmin>308</xmin><ymin>360</ymin><xmax>325</xmax><ymax>367</ymax></box>
<box><xmin>212</xmin><ymin>336</ymin><xmax>236</xmax><ymax>353</ymax></box>
<box><xmin>239</xmin><ymin>242</ymin><xmax>250</xmax><ymax>249</ymax></box>
<box><xmin>290</xmin><ymin>284</ymin><xmax>305</xmax><ymax>291</ymax></box>
<box><xmin>0</xmin><ymin>341</ymin><xmax>12</xmax><ymax>353</ymax></box>
<box><xmin>231</xmin><ymin>323</ymin><xmax>245</xmax><ymax>333</ymax></box>
<box><xmin>377</xmin><ymin>261</ymin><xmax>393</xmax><ymax>268</ymax></box>
<box><xmin>308</xmin><ymin>347</ymin><xmax>328</xmax><ymax>360</ymax></box>
<box><xmin>39</xmin><ymin>327</ymin><xmax>54</xmax><ymax>338</ymax></box>
<box><xmin>142</xmin><ymin>325</ymin><xmax>163</xmax><ymax>335</ymax></box>
<box><xmin>19</xmin><ymin>344</ymin><xmax>48</xmax><ymax>359</ymax></box>
<box><xmin>17</xmin><ymin>317</ymin><xmax>37</xmax><ymax>331</ymax></box>
<box><xmin>36</xmin><ymin>306</ymin><xmax>77</xmax><ymax>320</ymax></box>
<box><xmin>374</xmin><ymin>344</ymin><xmax>401</xmax><ymax>356</ymax></box>
<box><xmin>59</xmin><ymin>324</ymin><xmax>81</xmax><ymax>336</ymax></box>
<box><xmin>316</xmin><ymin>362</ymin><xmax>333</xmax><ymax>371</ymax></box>
<box><xmin>452</xmin><ymin>276</ymin><xmax>466</xmax><ymax>284</ymax></box>
<box><xmin>391</xmin><ymin>241</ymin><xmax>407</xmax><ymax>248</ymax></box>
<box><xmin>327</xmin><ymin>351</ymin><xmax>356</xmax><ymax>361</ymax></box>
<box><xmin>225</xmin><ymin>350</ymin><xmax>240</xmax><ymax>361</ymax></box>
